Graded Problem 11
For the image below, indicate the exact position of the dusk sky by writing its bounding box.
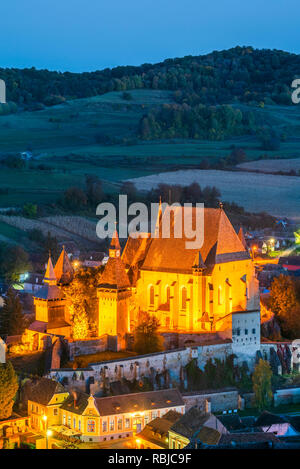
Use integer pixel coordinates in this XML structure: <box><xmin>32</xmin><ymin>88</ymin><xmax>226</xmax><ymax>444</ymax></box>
<box><xmin>1</xmin><ymin>0</ymin><xmax>299</xmax><ymax>72</ymax></box>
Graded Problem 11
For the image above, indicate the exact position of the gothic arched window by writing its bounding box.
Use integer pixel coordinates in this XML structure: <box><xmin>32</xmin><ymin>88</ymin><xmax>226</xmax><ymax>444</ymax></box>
<box><xmin>181</xmin><ymin>287</ymin><xmax>187</xmax><ymax>310</ymax></box>
<box><xmin>149</xmin><ymin>285</ymin><xmax>154</xmax><ymax>306</ymax></box>
<box><xmin>166</xmin><ymin>285</ymin><xmax>170</xmax><ymax>304</ymax></box>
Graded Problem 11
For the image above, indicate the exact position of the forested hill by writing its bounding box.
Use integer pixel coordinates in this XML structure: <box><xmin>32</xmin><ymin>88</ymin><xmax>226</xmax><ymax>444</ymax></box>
<box><xmin>1</xmin><ymin>46</ymin><xmax>300</xmax><ymax>108</ymax></box>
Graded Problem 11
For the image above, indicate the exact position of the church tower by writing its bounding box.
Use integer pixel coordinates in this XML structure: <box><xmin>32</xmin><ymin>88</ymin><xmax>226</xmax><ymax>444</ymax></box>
<box><xmin>33</xmin><ymin>255</ymin><xmax>70</xmax><ymax>335</ymax></box>
<box><xmin>97</xmin><ymin>229</ymin><xmax>132</xmax><ymax>350</ymax></box>
<box><xmin>54</xmin><ymin>246</ymin><xmax>74</xmax><ymax>285</ymax></box>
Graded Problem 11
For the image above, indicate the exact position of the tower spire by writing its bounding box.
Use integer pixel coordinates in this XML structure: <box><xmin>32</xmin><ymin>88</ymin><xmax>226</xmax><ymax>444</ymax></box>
<box><xmin>44</xmin><ymin>254</ymin><xmax>57</xmax><ymax>285</ymax></box>
<box><xmin>109</xmin><ymin>223</ymin><xmax>121</xmax><ymax>258</ymax></box>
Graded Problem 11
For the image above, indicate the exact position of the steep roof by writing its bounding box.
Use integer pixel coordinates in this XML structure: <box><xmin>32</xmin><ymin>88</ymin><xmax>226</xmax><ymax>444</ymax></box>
<box><xmin>44</xmin><ymin>256</ymin><xmax>57</xmax><ymax>285</ymax></box>
<box><xmin>170</xmin><ymin>407</ymin><xmax>212</xmax><ymax>439</ymax></box>
<box><xmin>238</xmin><ymin>227</ymin><xmax>247</xmax><ymax>250</ymax></box>
<box><xmin>61</xmin><ymin>389</ymin><xmax>184</xmax><ymax>417</ymax></box>
<box><xmin>137</xmin><ymin>410</ymin><xmax>182</xmax><ymax>449</ymax></box>
<box><xmin>98</xmin><ymin>256</ymin><xmax>130</xmax><ymax>289</ymax></box>
<box><xmin>219</xmin><ymin>432</ymin><xmax>281</xmax><ymax>446</ymax></box>
<box><xmin>255</xmin><ymin>411</ymin><xmax>287</xmax><ymax>427</ymax></box>
<box><xmin>61</xmin><ymin>392</ymin><xmax>89</xmax><ymax>415</ymax></box>
<box><xmin>26</xmin><ymin>378</ymin><xmax>66</xmax><ymax>406</ymax></box>
<box><xmin>140</xmin><ymin>207</ymin><xmax>249</xmax><ymax>273</ymax></box>
<box><xmin>110</xmin><ymin>228</ymin><xmax>121</xmax><ymax>252</ymax></box>
<box><xmin>54</xmin><ymin>247</ymin><xmax>74</xmax><ymax>284</ymax></box>
<box><xmin>194</xmin><ymin>426</ymin><xmax>221</xmax><ymax>445</ymax></box>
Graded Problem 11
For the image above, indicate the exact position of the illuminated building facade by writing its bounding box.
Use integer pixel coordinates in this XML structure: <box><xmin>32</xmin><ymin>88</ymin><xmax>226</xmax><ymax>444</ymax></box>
<box><xmin>119</xmin><ymin>206</ymin><xmax>259</xmax><ymax>338</ymax></box>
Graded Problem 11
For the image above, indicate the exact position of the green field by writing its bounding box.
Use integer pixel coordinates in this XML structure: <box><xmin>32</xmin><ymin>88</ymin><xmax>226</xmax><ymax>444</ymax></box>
<box><xmin>0</xmin><ymin>90</ymin><xmax>300</xmax><ymax>209</ymax></box>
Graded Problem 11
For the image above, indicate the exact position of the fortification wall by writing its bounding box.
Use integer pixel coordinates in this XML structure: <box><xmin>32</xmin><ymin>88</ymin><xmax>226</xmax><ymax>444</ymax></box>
<box><xmin>183</xmin><ymin>388</ymin><xmax>240</xmax><ymax>413</ymax></box>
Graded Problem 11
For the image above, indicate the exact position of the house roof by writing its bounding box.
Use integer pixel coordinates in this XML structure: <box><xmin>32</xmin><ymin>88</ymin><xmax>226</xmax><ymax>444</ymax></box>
<box><xmin>255</xmin><ymin>410</ymin><xmax>287</xmax><ymax>427</ymax></box>
<box><xmin>126</xmin><ymin>207</ymin><xmax>249</xmax><ymax>274</ymax></box>
<box><xmin>255</xmin><ymin>411</ymin><xmax>287</xmax><ymax>427</ymax></box>
<box><xmin>218</xmin><ymin>414</ymin><xmax>246</xmax><ymax>432</ymax></box>
<box><xmin>54</xmin><ymin>247</ymin><xmax>74</xmax><ymax>284</ymax></box>
<box><xmin>61</xmin><ymin>392</ymin><xmax>90</xmax><ymax>415</ymax></box>
<box><xmin>170</xmin><ymin>407</ymin><xmax>212</xmax><ymax>439</ymax></box>
<box><xmin>194</xmin><ymin>426</ymin><xmax>221</xmax><ymax>445</ymax></box>
<box><xmin>137</xmin><ymin>410</ymin><xmax>182</xmax><ymax>448</ymax></box>
<box><xmin>61</xmin><ymin>389</ymin><xmax>184</xmax><ymax>417</ymax></box>
<box><xmin>26</xmin><ymin>378</ymin><xmax>66</xmax><ymax>406</ymax></box>
<box><xmin>219</xmin><ymin>432</ymin><xmax>281</xmax><ymax>446</ymax></box>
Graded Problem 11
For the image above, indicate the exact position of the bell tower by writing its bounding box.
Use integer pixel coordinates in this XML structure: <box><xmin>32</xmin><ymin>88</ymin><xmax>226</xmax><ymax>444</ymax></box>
<box><xmin>97</xmin><ymin>229</ymin><xmax>132</xmax><ymax>349</ymax></box>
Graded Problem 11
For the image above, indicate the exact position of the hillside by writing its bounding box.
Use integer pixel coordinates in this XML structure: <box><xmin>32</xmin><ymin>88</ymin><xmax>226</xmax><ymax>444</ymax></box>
<box><xmin>0</xmin><ymin>89</ymin><xmax>300</xmax><ymax>209</ymax></box>
<box><xmin>1</xmin><ymin>46</ymin><xmax>299</xmax><ymax>107</ymax></box>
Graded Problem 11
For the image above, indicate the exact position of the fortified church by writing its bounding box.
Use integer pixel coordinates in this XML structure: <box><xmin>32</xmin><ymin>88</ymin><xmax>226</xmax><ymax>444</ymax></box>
<box><xmin>32</xmin><ymin>204</ymin><xmax>260</xmax><ymax>350</ymax></box>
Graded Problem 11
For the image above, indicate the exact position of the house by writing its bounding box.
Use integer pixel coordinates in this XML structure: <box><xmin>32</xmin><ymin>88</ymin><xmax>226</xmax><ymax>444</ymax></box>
<box><xmin>278</xmin><ymin>256</ymin><xmax>300</xmax><ymax>273</ymax></box>
<box><xmin>22</xmin><ymin>273</ymin><xmax>44</xmax><ymax>294</ymax></box>
<box><xmin>136</xmin><ymin>410</ymin><xmax>182</xmax><ymax>449</ymax></box>
<box><xmin>59</xmin><ymin>388</ymin><xmax>185</xmax><ymax>443</ymax></box>
<box><xmin>168</xmin><ymin>406</ymin><xmax>228</xmax><ymax>449</ymax></box>
<box><xmin>0</xmin><ymin>414</ymin><xmax>32</xmax><ymax>449</ymax></box>
<box><xmin>26</xmin><ymin>378</ymin><xmax>69</xmax><ymax>431</ymax></box>
<box><xmin>217</xmin><ymin>432</ymin><xmax>283</xmax><ymax>448</ymax></box>
<box><xmin>255</xmin><ymin>411</ymin><xmax>299</xmax><ymax>437</ymax></box>
<box><xmin>80</xmin><ymin>251</ymin><xmax>106</xmax><ymax>268</ymax></box>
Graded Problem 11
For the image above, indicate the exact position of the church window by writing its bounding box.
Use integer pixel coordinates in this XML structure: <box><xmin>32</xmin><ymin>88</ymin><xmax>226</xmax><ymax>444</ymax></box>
<box><xmin>149</xmin><ymin>285</ymin><xmax>154</xmax><ymax>306</ymax></box>
<box><xmin>73</xmin><ymin>418</ymin><xmax>76</xmax><ymax>429</ymax></box>
<box><xmin>78</xmin><ymin>420</ymin><xmax>81</xmax><ymax>431</ymax></box>
<box><xmin>110</xmin><ymin>419</ymin><xmax>115</xmax><ymax>431</ymax></box>
<box><xmin>87</xmin><ymin>420</ymin><xmax>95</xmax><ymax>433</ymax></box>
<box><xmin>218</xmin><ymin>286</ymin><xmax>223</xmax><ymax>305</ymax></box>
<box><xmin>166</xmin><ymin>286</ymin><xmax>170</xmax><ymax>303</ymax></box>
<box><xmin>181</xmin><ymin>287</ymin><xmax>187</xmax><ymax>310</ymax></box>
<box><xmin>245</xmin><ymin>329</ymin><xmax>248</xmax><ymax>335</ymax></box>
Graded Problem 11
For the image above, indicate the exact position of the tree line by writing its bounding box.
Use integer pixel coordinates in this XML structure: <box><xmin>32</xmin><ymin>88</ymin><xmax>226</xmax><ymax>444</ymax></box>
<box><xmin>0</xmin><ymin>46</ymin><xmax>298</xmax><ymax>109</ymax></box>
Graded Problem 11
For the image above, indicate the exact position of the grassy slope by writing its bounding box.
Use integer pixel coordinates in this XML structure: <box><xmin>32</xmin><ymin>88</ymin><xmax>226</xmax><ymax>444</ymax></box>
<box><xmin>0</xmin><ymin>90</ymin><xmax>300</xmax><ymax>210</ymax></box>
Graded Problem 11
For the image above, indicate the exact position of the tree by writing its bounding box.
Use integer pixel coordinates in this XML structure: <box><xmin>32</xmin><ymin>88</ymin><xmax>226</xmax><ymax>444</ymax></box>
<box><xmin>23</xmin><ymin>203</ymin><xmax>37</xmax><ymax>218</ymax></box>
<box><xmin>0</xmin><ymin>361</ymin><xmax>18</xmax><ymax>419</ymax></box>
<box><xmin>252</xmin><ymin>359</ymin><xmax>273</xmax><ymax>411</ymax></box>
<box><xmin>133</xmin><ymin>313</ymin><xmax>163</xmax><ymax>354</ymax></box>
<box><xmin>64</xmin><ymin>267</ymin><xmax>101</xmax><ymax>340</ymax></box>
<box><xmin>0</xmin><ymin>288</ymin><xmax>26</xmax><ymax>336</ymax></box>
<box><xmin>62</xmin><ymin>187</ymin><xmax>87</xmax><ymax>211</ymax></box>
<box><xmin>70</xmin><ymin>302</ymin><xmax>89</xmax><ymax>341</ymax></box>
<box><xmin>0</xmin><ymin>244</ymin><xmax>31</xmax><ymax>284</ymax></box>
<box><xmin>85</xmin><ymin>175</ymin><xmax>103</xmax><ymax>206</ymax></box>
<box><xmin>269</xmin><ymin>275</ymin><xmax>300</xmax><ymax>338</ymax></box>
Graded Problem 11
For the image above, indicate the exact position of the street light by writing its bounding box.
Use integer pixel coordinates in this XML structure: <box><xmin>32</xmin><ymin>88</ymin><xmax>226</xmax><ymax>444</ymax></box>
<box><xmin>46</xmin><ymin>429</ymin><xmax>53</xmax><ymax>450</ymax></box>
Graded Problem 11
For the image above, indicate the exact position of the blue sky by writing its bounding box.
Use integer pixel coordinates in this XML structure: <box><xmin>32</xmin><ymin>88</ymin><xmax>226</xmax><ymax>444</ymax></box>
<box><xmin>0</xmin><ymin>0</ymin><xmax>299</xmax><ymax>72</ymax></box>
